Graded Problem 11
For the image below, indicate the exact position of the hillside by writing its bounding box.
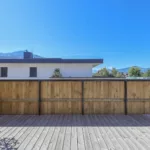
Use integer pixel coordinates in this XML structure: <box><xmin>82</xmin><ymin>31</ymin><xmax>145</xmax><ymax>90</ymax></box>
<box><xmin>117</xmin><ymin>67</ymin><xmax>150</xmax><ymax>73</ymax></box>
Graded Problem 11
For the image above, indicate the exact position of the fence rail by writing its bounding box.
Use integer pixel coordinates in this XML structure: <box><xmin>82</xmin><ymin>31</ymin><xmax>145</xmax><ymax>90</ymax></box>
<box><xmin>0</xmin><ymin>79</ymin><xmax>150</xmax><ymax>115</ymax></box>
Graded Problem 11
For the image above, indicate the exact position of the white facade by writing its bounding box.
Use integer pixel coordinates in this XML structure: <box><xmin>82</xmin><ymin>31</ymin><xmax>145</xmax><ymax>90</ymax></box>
<box><xmin>0</xmin><ymin>63</ymin><xmax>95</xmax><ymax>79</ymax></box>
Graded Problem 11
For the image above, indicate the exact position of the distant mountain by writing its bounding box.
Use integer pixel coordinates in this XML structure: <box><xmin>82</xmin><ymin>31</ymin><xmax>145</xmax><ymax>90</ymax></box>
<box><xmin>117</xmin><ymin>66</ymin><xmax>150</xmax><ymax>73</ymax></box>
<box><xmin>117</xmin><ymin>67</ymin><xmax>129</xmax><ymax>73</ymax></box>
<box><xmin>0</xmin><ymin>51</ymin><xmax>43</xmax><ymax>59</ymax></box>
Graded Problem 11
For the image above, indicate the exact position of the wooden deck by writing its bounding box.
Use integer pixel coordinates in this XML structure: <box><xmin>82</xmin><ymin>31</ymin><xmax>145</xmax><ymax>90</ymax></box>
<box><xmin>0</xmin><ymin>115</ymin><xmax>150</xmax><ymax>150</ymax></box>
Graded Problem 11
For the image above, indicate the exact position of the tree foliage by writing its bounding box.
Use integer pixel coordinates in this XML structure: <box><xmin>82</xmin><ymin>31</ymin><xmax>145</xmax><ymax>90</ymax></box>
<box><xmin>111</xmin><ymin>68</ymin><xmax>124</xmax><ymax>78</ymax></box>
<box><xmin>98</xmin><ymin>68</ymin><xmax>110</xmax><ymax>77</ymax></box>
<box><xmin>93</xmin><ymin>67</ymin><xmax>125</xmax><ymax>78</ymax></box>
<box><xmin>128</xmin><ymin>67</ymin><xmax>141</xmax><ymax>77</ymax></box>
<box><xmin>93</xmin><ymin>68</ymin><xmax>110</xmax><ymax>77</ymax></box>
<box><xmin>116</xmin><ymin>72</ymin><xmax>123</xmax><ymax>78</ymax></box>
<box><xmin>111</xmin><ymin>68</ymin><xmax>118</xmax><ymax>77</ymax></box>
<box><xmin>143</xmin><ymin>69</ymin><xmax>150</xmax><ymax>77</ymax></box>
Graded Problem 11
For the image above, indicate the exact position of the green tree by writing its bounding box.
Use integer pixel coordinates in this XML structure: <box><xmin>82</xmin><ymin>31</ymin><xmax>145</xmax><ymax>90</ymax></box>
<box><xmin>128</xmin><ymin>67</ymin><xmax>141</xmax><ymax>77</ymax></box>
<box><xmin>98</xmin><ymin>68</ymin><xmax>110</xmax><ymax>77</ymax></box>
<box><xmin>111</xmin><ymin>68</ymin><xmax>118</xmax><ymax>77</ymax></box>
<box><xmin>143</xmin><ymin>69</ymin><xmax>150</xmax><ymax>77</ymax></box>
<box><xmin>116</xmin><ymin>72</ymin><xmax>123</xmax><ymax>78</ymax></box>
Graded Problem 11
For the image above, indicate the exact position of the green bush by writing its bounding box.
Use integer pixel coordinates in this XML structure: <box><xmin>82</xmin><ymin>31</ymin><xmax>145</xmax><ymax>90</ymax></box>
<box><xmin>51</xmin><ymin>68</ymin><xmax>62</xmax><ymax>78</ymax></box>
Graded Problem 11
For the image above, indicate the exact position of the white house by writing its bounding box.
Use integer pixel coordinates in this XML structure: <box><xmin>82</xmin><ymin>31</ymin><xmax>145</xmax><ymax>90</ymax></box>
<box><xmin>0</xmin><ymin>51</ymin><xmax>103</xmax><ymax>79</ymax></box>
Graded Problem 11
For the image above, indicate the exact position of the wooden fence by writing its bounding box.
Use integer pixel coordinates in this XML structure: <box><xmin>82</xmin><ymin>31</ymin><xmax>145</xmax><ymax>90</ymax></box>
<box><xmin>40</xmin><ymin>81</ymin><xmax>82</xmax><ymax>114</ymax></box>
<box><xmin>127</xmin><ymin>81</ymin><xmax>150</xmax><ymax>114</ymax></box>
<box><xmin>84</xmin><ymin>81</ymin><xmax>125</xmax><ymax>114</ymax></box>
<box><xmin>0</xmin><ymin>79</ymin><xmax>150</xmax><ymax>115</ymax></box>
<box><xmin>0</xmin><ymin>81</ymin><xmax>39</xmax><ymax>115</ymax></box>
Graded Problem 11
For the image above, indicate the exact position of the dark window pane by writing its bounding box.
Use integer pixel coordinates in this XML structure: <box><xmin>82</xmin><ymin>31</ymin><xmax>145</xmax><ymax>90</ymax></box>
<box><xmin>1</xmin><ymin>67</ymin><xmax>8</xmax><ymax>77</ymax></box>
<box><xmin>30</xmin><ymin>67</ymin><xmax>37</xmax><ymax>77</ymax></box>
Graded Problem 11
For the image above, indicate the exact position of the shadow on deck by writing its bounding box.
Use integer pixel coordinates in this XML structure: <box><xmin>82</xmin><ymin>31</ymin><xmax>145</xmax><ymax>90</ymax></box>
<box><xmin>0</xmin><ymin>115</ymin><xmax>150</xmax><ymax>127</ymax></box>
<box><xmin>0</xmin><ymin>138</ymin><xmax>19</xmax><ymax>149</ymax></box>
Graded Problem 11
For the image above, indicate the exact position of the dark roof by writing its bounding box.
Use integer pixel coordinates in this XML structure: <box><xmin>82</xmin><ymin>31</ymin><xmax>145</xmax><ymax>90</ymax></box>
<box><xmin>0</xmin><ymin>58</ymin><xmax>103</xmax><ymax>64</ymax></box>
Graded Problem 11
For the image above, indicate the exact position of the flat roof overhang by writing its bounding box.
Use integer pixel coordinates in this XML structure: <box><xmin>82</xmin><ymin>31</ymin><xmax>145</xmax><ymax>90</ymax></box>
<box><xmin>0</xmin><ymin>58</ymin><xmax>103</xmax><ymax>64</ymax></box>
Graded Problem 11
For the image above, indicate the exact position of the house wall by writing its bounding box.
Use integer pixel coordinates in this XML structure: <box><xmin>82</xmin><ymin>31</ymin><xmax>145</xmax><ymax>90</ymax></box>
<box><xmin>0</xmin><ymin>63</ymin><xmax>93</xmax><ymax>79</ymax></box>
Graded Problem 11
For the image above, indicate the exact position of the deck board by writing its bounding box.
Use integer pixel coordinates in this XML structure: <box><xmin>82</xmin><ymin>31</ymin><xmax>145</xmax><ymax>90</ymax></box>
<box><xmin>18</xmin><ymin>116</ymin><xmax>46</xmax><ymax>150</ymax></box>
<box><xmin>32</xmin><ymin>115</ymin><xmax>53</xmax><ymax>150</ymax></box>
<box><xmin>25</xmin><ymin>116</ymin><xmax>50</xmax><ymax>150</ymax></box>
<box><xmin>0</xmin><ymin>115</ymin><xmax>150</xmax><ymax>150</ymax></box>
<box><xmin>40</xmin><ymin>115</ymin><xmax>58</xmax><ymax>150</ymax></box>
<box><xmin>48</xmin><ymin>115</ymin><xmax>64</xmax><ymax>150</ymax></box>
<box><xmin>71</xmin><ymin>115</ymin><xmax>78</xmax><ymax>150</ymax></box>
<box><xmin>63</xmin><ymin>115</ymin><xmax>72</xmax><ymax>150</ymax></box>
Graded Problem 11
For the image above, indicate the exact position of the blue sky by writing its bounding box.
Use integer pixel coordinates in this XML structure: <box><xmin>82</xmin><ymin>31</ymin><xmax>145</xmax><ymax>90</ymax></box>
<box><xmin>0</xmin><ymin>0</ymin><xmax>150</xmax><ymax>69</ymax></box>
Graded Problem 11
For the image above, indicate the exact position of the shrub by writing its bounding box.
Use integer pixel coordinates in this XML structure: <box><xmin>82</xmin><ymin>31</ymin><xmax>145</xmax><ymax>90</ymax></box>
<box><xmin>51</xmin><ymin>68</ymin><xmax>62</xmax><ymax>78</ymax></box>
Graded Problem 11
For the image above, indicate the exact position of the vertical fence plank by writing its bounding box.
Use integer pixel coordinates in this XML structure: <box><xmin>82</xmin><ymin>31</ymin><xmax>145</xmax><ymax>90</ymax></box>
<box><xmin>38</xmin><ymin>81</ymin><xmax>41</xmax><ymax>115</ymax></box>
<box><xmin>124</xmin><ymin>81</ymin><xmax>127</xmax><ymax>115</ymax></box>
<box><xmin>82</xmin><ymin>81</ymin><xmax>84</xmax><ymax>115</ymax></box>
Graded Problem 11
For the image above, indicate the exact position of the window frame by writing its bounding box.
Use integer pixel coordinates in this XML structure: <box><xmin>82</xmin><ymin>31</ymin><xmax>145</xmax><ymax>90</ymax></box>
<box><xmin>29</xmin><ymin>67</ymin><xmax>37</xmax><ymax>77</ymax></box>
<box><xmin>1</xmin><ymin>67</ymin><xmax>8</xmax><ymax>77</ymax></box>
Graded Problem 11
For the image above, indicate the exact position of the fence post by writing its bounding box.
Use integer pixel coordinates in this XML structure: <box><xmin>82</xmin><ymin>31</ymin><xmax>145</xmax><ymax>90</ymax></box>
<box><xmin>38</xmin><ymin>81</ymin><xmax>41</xmax><ymax>115</ymax></box>
<box><xmin>82</xmin><ymin>81</ymin><xmax>84</xmax><ymax>115</ymax></box>
<box><xmin>124</xmin><ymin>80</ymin><xmax>127</xmax><ymax>115</ymax></box>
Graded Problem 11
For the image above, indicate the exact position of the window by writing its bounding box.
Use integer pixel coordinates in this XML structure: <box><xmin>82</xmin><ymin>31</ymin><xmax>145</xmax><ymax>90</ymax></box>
<box><xmin>30</xmin><ymin>67</ymin><xmax>37</xmax><ymax>77</ymax></box>
<box><xmin>1</xmin><ymin>67</ymin><xmax>8</xmax><ymax>77</ymax></box>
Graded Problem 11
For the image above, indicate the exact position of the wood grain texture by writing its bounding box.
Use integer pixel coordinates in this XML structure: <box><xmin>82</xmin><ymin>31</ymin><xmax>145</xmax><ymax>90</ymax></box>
<box><xmin>84</xmin><ymin>81</ymin><xmax>124</xmax><ymax>114</ymax></box>
<box><xmin>127</xmin><ymin>81</ymin><xmax>150</xmax><ymax>114</ymax></box>
<box><xmin>0</xmin><ymin>80</ymin><xmax>150</xmax><ymax>115</ymax></box>
<box><xmin>1</xmin><ymin>115</ymin><xmax>150</xmax><ymax>150</ymax></box>
<box><xmin>84</xmin><ymin>81</ymin><xmax>124</xmax><ymax>99</ymax></box>
<box><xmin>0</xmin><ymin>81</ymin><xmax>39</xmax><ymax>115</ymax></box>
<box><xmin>41</xmin><ymin>81</ymin><xmax>82</xmax><ymax>114</ymax></box>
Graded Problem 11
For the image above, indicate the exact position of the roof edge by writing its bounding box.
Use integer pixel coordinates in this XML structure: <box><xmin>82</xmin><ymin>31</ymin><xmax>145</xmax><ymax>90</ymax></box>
<box><xmin>0</xmin><ymin>58</ymin><xmax>103</xmax><ymax>64</ymax></box>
